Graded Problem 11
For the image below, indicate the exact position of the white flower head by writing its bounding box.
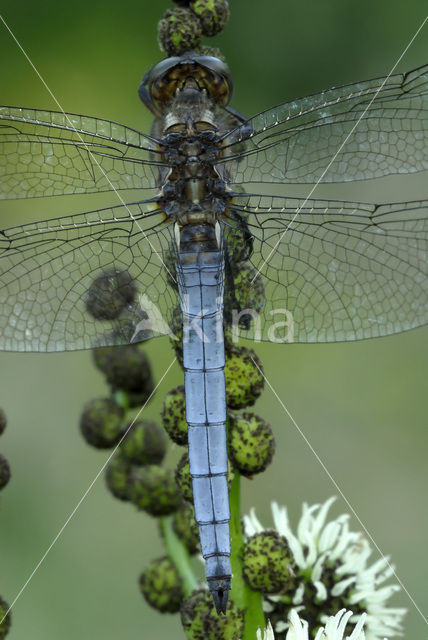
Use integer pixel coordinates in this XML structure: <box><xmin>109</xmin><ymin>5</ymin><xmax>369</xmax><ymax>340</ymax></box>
<box><xmin>253</xmin><ymin>609</ymin><xmax>368</xmax><ymax>640</ymax></box>
<box><xmin>287</xmin><ymin>609</ymin><xmax>367</xmax><ymax>640</ymax></box>
<box><xmin>257</xmin><ymin>620</ymin><xmax>275</xmax><ymax>640</ymax></box>
<box><xmin>244</xmin><ymin>498</ymin><xmax>405</xmax><ymax>640</ymax></box>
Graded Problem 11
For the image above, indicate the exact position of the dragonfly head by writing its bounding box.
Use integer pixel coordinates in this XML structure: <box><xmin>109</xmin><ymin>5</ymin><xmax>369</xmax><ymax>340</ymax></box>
<box><xmin>139</xmin><ymin>53</ymin><xmax>233</xmax><ymax>116</ymax></box>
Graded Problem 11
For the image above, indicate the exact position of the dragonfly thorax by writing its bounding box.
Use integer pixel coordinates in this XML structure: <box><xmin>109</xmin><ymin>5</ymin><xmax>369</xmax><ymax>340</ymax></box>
<box><xmin>157</xmin><ymin>92</ymin><xmax>229</xmax><ymax>224</ymax></box>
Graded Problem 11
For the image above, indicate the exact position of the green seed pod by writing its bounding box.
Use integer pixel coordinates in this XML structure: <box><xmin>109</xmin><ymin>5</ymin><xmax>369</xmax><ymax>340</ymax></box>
<box><xmin>225</xmin><ymin>345</ymin><xmax>264</xmax><ymax>409</ymax></box>
<box><xmin>79</xmin><ymin>397</ymin><xmax>124</xmax><ymax>449</ymax></box>
<box><xmin>91</xmin><ymin>346</ymin><xmax>116</xmax><ymax>372</ymax></box>
<box><xmin>224</xmin><ymin>262</ymin><xmax>265</xmax><ymax>339</ymax></box>
<box><xmin>170</xmin><ymin>336</ymin><xmax>184</xmax><ymax>369</ymax></box>
<box><xmin>242</xmin><ymin>531</ymin><xmax>295</xmax><ymax>593</ymax></box>
<box><xmin>0</xmin><ymin>596</ymin><xmax>11</xmax><ymax>639</ymax></box>
<box><xmin>228</xmin><ymin>412</ymin><xmax>275</xmax><ymax>477</ymax></box>
<box><xmin>162</xmin><ymin>385</ymin><xmax>187</xmax><ymax>445</ymax></box>
<box><xmin>181</xmin><ymin>589</ymin><xmax>244</xmax><ymax>639</ymax></box>
<box><xmin>175</xmin><ymin>452</ymin><xmax>193</xmax><ymax>503</ymax></box>
<box><xmin>120</xmin><ymin>420</ymin><xmax>167</xmax><ymax>465</ymax></box>
<box><xmin>127</xmin><ymin>390</ymin><xmax>153</xmax><ymax>409</ymax></box>
<box><xmin>190</xmin><ymin>0</ymin><xmax>229</xmax><ymax>37</ymax></box>
<box><xmin>163</xmin><ymin>247</ymin><xmax>179</xmax><ymax>291</ymax></box>
<box><xmin>232</xmin><ymin>263</ymin><xmax>265</xmax><ymax>315</ymax></box>
<box><xmin>224</xmin><ymin>225</ymin><xmax>251</xmax><ymax>265</ymax></box>
<box><xmin>85</xmin><ymin>269</ymin><xmax>137</xmax><ymax>320</ymax></box>
<box><xmin>105</xmin><ymin>452</ymin><xmax>131</xmax><ymax>502</ymax></box>
<box><xmin>102</xmin><ymin>346</ymin><xmax>154</xmax><ymax>399</ymax></box>
<box><xmin>0</xmin><ymin>408</ymin><xmax>7</xmax><ymax>435</ymax></box>
<box><xmin>0</xmin><ymin>454</ymin><xmax>11</xmax><ymax>490</ymax></box>
<box><xmin>169</xmin><ymin>306</ymin><xmax>183</xmax><ymax>366</ymax></box>
<box><xmin>194</xmin><ymin>45</ymin><xmax>226</xmax><ymax>62</ymax></box>
<box><xmin>111</xmin><ymin>304</ymin><xmax>150</xmax><ymax>344</ymax></box>
<box><xmin>172</xmin><ymin>502</ymin><xmax>200</xmax><ymax>554</ymax></box>
<box><xmin>129</xmin><ymin>465</ymin><xmax>180</xmax><ymax>516</ymax></box>
<box><xmin>158</xmin><ymin>7</ymin><xmax>202</xmax><ymax>56</ymax></box>
<box><xmin>139</xmin><ymin>556</ymin><xmax>184</xmax><ymax>613</ymax></box>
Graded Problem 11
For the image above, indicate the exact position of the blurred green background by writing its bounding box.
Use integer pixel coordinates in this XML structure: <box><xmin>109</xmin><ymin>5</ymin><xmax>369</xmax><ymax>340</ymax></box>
<box><xmin>0</xmin><ymin>0</ymin><xmax>427</xmax><ymax>638</ymax></box>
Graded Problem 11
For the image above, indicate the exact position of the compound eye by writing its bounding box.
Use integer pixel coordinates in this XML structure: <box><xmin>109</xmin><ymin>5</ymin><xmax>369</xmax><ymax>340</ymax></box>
<box><xmin>166</xmin><ymin>123</ymin><xmax>186</xmax><ymax>133</ymax></box>
<box><xmin>194</xmin><ymin>121</ymin><xmax>217</xmax><ymax>131</ymax></box>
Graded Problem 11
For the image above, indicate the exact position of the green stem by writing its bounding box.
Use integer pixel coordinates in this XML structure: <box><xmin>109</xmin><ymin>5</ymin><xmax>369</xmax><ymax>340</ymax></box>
<box><xmin>229</xmin><ymin>471</ymin><xmax>265</xmax><ymax>639</ymax></box>
<box><xmin>160</xmin><ymin>515</ymin><xmax>198</xmax><ymax>596</ymax></box>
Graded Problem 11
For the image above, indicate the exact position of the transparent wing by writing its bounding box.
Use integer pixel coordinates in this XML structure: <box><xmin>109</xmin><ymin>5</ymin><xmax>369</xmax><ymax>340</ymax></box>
<box><xmin>0</xmin><ymin>107</ymin><xmax>167</xmax><ymax>199</ymax></box>
<box><xmin>218</xmin><ymin>65</ymin><xmax>428</xmax><ymax>185</ymax></box>
<box><xmin>0</xmin><ymin>200</ymin><xmax>179</xmax><ymax>351</ymax></box>
<box><xmin>224</xmin><ymin>194</ymin><xmax>428</xmax><ymax>343</ymax></box>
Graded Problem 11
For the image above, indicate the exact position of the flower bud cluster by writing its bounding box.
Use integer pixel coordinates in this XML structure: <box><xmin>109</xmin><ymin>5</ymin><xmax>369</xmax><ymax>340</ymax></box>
<box><xmin>181</xmin><ymin>590</ymin><xmax>244</xmax><ymax>640</ymax></box>
<box><xmin>82</xmin><ymin>269</ymin><xmax>190</xmax><ymax>613</ymax></box>
<box><xmin>158</xmin><ymin>1</ymin><xmax>230</xmax><ymax>56</ymax></box>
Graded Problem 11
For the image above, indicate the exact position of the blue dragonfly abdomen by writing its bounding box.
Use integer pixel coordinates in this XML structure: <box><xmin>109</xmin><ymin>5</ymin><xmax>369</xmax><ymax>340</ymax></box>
<box><xmin>177</xmin><ymin>224</ymin><xmax>231</xmax><ymax>613</ymax></box>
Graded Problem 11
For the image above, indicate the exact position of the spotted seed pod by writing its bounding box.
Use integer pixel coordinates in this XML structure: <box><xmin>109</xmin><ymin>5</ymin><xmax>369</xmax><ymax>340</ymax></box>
<box><xmin>79</xmin><ymin>397</ymin><xmax>124</xmax><ymax>449</ymax></box>
<box><xmin>105</xmin><ymin>452</ymin><xmax>131</xmax><ymax>501</ymax></box>
<box><xmin>224</xmin><ymin>224</ymin><xmax>252</xmax><ymax>265</ymax></box>
<box><xmin>190</xmin><ymin>0</ymin><xmax>229</xmax><ymax>37</ymax></box>
<box><xmin>0</xmin><ymin>454</ymin><xmax>11</xmax><ymax>490</ymax></box>
<box><xmin>85</xmin><ymin>269</ymin><xmax>137</xmax><ymax>320</ymax></box>
<box><xmin>228</xmin><ymin>412</ymin><xmax>275</xmax><ymax>476</ymax></box>
<box><xmin>175</xmin><ymin>451</ymin><xmax>193</xmax><ymax>503</ymax></box>
<box><xmin>169</xmin><ymin>306</ymin><xmax>183</xmax><ymax>366</ymax></box>
<box><xmin>242</xmin><ymin>531</ymin><xmax>295</xmax><ymax>593</ymax></box>
<box><xmin>231</xmin><ymin>262</ymin><xmax>265</xmax><ymax>316</ymax></box>
<box><xmin>225</xmin><ymin>345</ymin><xmax>264</xmax><ymax>409</ymax></box>
<box><xmin>163</xmin><ymin>247</ymin><xmax>179</xmax><ymax>291</ymax></box>
<box><xmin>0</xmin><ymin>596</ymin><xmax>11</xmax><ymax>639</ymax></box>
<box><xmin>139</xmin><ymin>556</ymin><xmax>184</xmax><ymax>613</ymax></box>
<box><xmin>171</xmin><ymin>502</ymin><xmax>200</xmax><ymax>554</ymax></box>
<box><xmin>162</xmin><ymin>385</ymin><xmax>187</xmax><ymax>445</ymax></box>
<box><xmin>180</xmin><ymin>589</ymin><xmax>244</xmax><ymax>640</ymax></box>
<box><xmin>91</xmin><ymin>346</ymin><xmax>116</xmax><ymax>372</ymax></box>
<box><xmin>129</xmin><ymin>465</ymin><xmax>180</xmax><ymax>516</ymax></box>
<box><xmin>194</xmin><ymin>45</ymin><xmax>226</xmax><ymax>62</ymax></box>
<box><xmin>120</xmin><ymin>420</ymin><xmax>167</xmax><ymax>465</ymax></box>
<box><xmin>0</xmin><ymin>408</ymin><xmax>7</xmax><ymax>436</ymax></box>
<box><xmin>109</xmin><ymin>304</ymin><xmax>150</xmax><ymax>346</ymax></box>
<box><xmin>99</xmin><ymin>346</ymin><xmax>154</xmax><ymax>400</ymax></box>
<box><xmin>158</xmin><ymin>7</ymin><xmax>202</xmax><ymax>56</ymax></box>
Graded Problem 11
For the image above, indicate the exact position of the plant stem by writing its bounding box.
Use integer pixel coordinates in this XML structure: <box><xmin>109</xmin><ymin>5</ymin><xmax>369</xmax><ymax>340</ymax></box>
<box><xmin>229</xmin><ymin>471</ymin><xmax>265</xmax><ymax>639</ymax></box>
<box><xmin>160</xmin><ymin>515</ymin><xmax>198</xmax><ymax>597</ymax></box>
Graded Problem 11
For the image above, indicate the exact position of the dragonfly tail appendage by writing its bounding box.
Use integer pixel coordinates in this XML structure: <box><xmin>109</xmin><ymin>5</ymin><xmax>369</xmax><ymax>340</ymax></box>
<box><xmin>178</xmin><ymin>245</ymin><xmax>231</xmax><ymax>612</ymax></box>
<box><xmin>208</xmin><ymin>576</ymin><xmax>231</xmax><ymax>615</ymax></box>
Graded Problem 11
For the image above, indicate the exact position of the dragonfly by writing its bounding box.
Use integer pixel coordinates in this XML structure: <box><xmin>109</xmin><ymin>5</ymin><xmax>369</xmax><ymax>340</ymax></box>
<box><xmin>0</xmin><ymin>50</ymin><xmax>427</xmax><ymax>614</ymax></box>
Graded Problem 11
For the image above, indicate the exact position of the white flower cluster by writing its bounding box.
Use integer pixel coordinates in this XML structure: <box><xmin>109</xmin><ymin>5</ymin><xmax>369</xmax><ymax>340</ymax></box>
<box><xmin>245</xmin><ymin>497</ymin><xmax>406</xmax><ymax>640</ymax></box>
<box><xmin>256</xmin><ymin>609</ymin><xmax>367</xmax><ymax>640</ymax></box>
